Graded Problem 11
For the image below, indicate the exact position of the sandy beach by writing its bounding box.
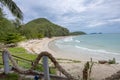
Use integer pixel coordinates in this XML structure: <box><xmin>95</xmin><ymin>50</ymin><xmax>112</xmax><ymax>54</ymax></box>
<box><xmin>18</xmin><ymin>37</ymin><xmax>120</xmax><ymax>80</ymax></box>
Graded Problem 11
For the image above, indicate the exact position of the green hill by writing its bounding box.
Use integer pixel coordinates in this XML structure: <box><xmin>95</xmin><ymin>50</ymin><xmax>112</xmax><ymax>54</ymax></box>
<box><xmin>70</xmin><ymin>31</ymin><xmax>86</xmax><ymax>35</ymax></box>
<box><xmin>20</xmin><ymin>18</ymin><xmax>69</xmax><ymax>39</ymax></box>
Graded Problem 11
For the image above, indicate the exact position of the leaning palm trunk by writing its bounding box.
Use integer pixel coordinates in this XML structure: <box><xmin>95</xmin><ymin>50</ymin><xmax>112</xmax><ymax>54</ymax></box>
<box><xmin>0</xmin><ymin>0</ymin><xmax>23</xmax><ymax>20</ymax></box>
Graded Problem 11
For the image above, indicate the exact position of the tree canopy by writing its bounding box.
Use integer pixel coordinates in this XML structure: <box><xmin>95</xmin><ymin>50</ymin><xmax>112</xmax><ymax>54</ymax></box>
<box><xmin>0</xmin><ymin>17</ymin><xmax>24</xmax><ymax>44</ymax></box>
<box><xmin>19</xmin><ymin>18</ymin><xmax>70</xmax><ymax>39</ymax></box>
<box><xmin>70</xmin><ymin>31</ymin><xmax>86</xmax><ymax>35</ymax></box>
<box><xmin>0</xmin><ymin>16</ymin><xmax>86</xmax><ymax>44</ymax></box>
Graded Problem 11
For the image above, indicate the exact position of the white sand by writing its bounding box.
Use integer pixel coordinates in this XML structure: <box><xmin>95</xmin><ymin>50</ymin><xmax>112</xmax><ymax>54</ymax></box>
<box><xmin>18</xmin><ymin>37</ymin><xmax>120</xmax><ymax>80</ymax></box>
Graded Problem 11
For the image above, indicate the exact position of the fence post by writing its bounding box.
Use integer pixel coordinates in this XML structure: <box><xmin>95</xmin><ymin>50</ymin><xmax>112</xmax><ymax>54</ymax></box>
<box><xmin>2</xmin><ymin>50</ymin><xmax>10</xmax><ymax>74</ymax></box>
<box><xmin>43</xmin><ymin>56</ymin><xmax>50</xmax><ymax>80</ymax></box>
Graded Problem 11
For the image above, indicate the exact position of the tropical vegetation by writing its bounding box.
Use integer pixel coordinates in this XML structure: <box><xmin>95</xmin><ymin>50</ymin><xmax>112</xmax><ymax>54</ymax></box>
<box><xmin>70</xmin><ymin>31</ymin><xmax>86</xmax><ymax>35</ymax></box>
<box><xmin>0</xmin><ymin>4</ymin><xmax>86</xmax><ymax>45</ymax></box>
<box><xmin>0</xmin><ymin>9</ymin><xmax>24</xmax><ymax>45</ymax></box>
<box><xmin>0</xmin><ymin>0</ymin><xmax>23</xmax><ymax>20</ymax></box>
<box><xmin>19</xmin><ymin>18</ymin><xmax>70</xmax><ymax>39</ymax></box>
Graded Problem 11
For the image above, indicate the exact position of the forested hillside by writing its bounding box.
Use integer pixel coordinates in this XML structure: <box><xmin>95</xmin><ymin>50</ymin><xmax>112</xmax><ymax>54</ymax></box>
<box><xmin>70</xmin><ymin>31</ymin><xmax>86</xmax><ymax>35</ymax></box>
<box><xmin>0</xmin><ymin>8</ymin><xmax>85</xmax><ymax>44</ymax></box>
<box><xmin>0</xmin><ymin>16</ymin><xmax>70</xmax><ymax>44</ymax></box>
<box><xmin>19</xmin><ymin>18</ymin><xmax>69</xmax><ymax>39</ymax></box>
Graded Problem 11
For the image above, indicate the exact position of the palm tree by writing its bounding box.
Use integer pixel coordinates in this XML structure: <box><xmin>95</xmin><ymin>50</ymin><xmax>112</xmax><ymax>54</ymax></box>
<box><xmin>0</xmin><ymin>0</ymin><xmax>23</xmax><ymax>20</ymax></box>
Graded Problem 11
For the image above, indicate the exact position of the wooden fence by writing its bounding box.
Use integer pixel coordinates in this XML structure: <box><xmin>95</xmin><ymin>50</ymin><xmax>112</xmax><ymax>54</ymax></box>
<box><xmin>0</xmin><ymin>49</ymin><xmax>120</xmax><ymax>80</ymax></box>
<box><xmin>0</xmin><ymin>49</ymin><xmax>77</xmax><ymax>80</ymax></box>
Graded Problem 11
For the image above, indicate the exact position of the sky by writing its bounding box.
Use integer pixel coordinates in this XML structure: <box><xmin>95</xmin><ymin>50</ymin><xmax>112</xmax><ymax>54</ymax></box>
<box><xmin>5</xmin><ymin>0</ymin><xmax>120</xmax><ymax>33</ymax></box>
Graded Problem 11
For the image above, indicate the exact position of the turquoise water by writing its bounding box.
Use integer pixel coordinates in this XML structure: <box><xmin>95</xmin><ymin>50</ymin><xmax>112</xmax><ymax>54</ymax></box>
<box><xmin>74</xmin><ymin>33</ymin><xmax>120</xmax><ymax>53</ymax></box>
<box><xmin>51</xmin><ymin>33</ymin><xmax>120</xmax><ymax>62</ymax></box>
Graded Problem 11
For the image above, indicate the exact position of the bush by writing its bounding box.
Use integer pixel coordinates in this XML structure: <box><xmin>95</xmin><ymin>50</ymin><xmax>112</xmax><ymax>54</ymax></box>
<box><xmin>38</xmin><ymin>33</ymin><xmax>44</xmax><ymax>38</ymax></box>
<box><xmin>49</xmin><ymin>67</ymin><xmax>56</xmax><ymax>74</ymax></box>
<box><xmin>0</xmin><ymin>73</ymin><xmax>19</xmax><ymax>80</ymax></box>
<box><xmin>108</xmin><ymin>58</ymin><xmax>116</xmax><ymax>64</ymax></box>
<box><xmin>1</xmin><ymin>33</ymin><xmax>25</xmax><ymax>44</ymax></box>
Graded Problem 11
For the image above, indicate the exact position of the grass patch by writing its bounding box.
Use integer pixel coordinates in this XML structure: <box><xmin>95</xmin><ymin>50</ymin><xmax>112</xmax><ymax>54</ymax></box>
<box><xmin>7</xmin><ymin>47</ymin><xmax>37</xmax><ymax>69</ymax></box>
<box><xmin>57</xmin><ymin>58</ymin><xmax>81</xmax><ymax>63</ymax></box>
<box><xmin>72</xmin><ymin>60</ymin><xmax>81</xmax><ymax>63</ymax></box>
<box><xmin>0</xmin><ymin>52</ymin><xmax>3</xmax><ymax>68</ymax></box>
<box><xmin>0</xmin><ymin>47</ymin><xmax>56</xmax><ymax>74</ymax></box>
<box><xmin>0</xmin><ymin>73</ymin><xmax>19</xmax><ymax>80</ymax></box>
<box><xmin>49</xmin><ymin>67</ymin><xmax>56</xmax><ymax>74</ymax></box>
<box><xmin>0</xmin><ymin>47</ymin><xmax>37</xmax><ymax>69</ymax></box>
<box><xmin>0</xmin><ymin>73</ymin><xmax>34</xmax><ymax>80</ymax></box>
<box><xmin>8</xmin><ymin>47</ymin><xmax>37</xmax><ymax>61</ymax></box>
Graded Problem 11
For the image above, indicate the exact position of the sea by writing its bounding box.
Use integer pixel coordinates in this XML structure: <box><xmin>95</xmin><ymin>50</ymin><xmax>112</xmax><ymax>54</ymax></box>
<box><xmin>49</xmin><ymin>33</ymin><xmax>120</xmax><ymax>62</ymax></box>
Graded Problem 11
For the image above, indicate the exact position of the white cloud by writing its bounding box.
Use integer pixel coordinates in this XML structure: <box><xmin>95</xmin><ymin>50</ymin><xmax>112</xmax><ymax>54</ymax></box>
<box><xmin>108</xmin><ymin>18</ymin><xmax>120</xmax><ymax>22</ymax></box>
<box><xmin>8</xmin><ymin>0</ymin><xmax>120</xmax><ymax>33</ymax></box>
<box><xmin>87</xmin><ymin>18</ymin><xmax>120</xmax><ymax>28</ymax></box>
<box><xmin>87</xmin><ymin>21</ymin><xmax>106</xmax><ymax>28</ymax></box>
<box><xmin>14</xmin><ymin>0</ymin><xmax>104</xmax><ymax>15</ymax></box>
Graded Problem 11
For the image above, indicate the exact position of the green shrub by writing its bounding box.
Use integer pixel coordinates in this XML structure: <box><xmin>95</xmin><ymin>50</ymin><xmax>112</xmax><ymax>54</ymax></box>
<box><xmin>38</xmin><ymin>33</ymin><xmax>44</xmax><ymax>38</ymax></box>
<box><xmin>2</xmin><ymin>33</ymin><xmax>25</xmax><ymax>44</ymax></box>
<box><xmin>0</xmin><ymin>73</ymin><xmax>19</xmax><ymax>80</ymax></box>
<box><xmin>34</xmin><ymin>64</ymin><xmax>44</xmax><ymax>72</ymax></box>
<box><xmin>49</xmin><ymin>67</ymin><xmax>56</xmax><ymax>74</ymax></box>
<box><xmin>108</xmin><ymin>58</ymin><xmax>116</xmax><ymax>64</ymax></box>
<box><xmin>6</xmin><ymin>73</ymin><xmax>19</xmax><ymax>80</ymax></box>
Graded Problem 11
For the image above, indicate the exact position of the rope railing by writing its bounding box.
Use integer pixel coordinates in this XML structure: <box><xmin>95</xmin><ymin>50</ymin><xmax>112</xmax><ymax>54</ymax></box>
<box><xmin>12</xmin><ymin>55</ymin><xmax>32</xmax><ymax>62</ymax></box>
<box><xmin>0</xmin><ymin>53</ymin><xmax>41</xmax><ymax>66</ymax></box>
<box><xmin>31</xmin><ymin>51</ymin><xmax>76</xmax><ymax>80</ymax></box>
<box><xmin>2</xmin><ymin>49</ymin><xmax>77</xmax><ymax>80</ymax></box>
<box><xmin>1</xmin><ymin>49</ymin><xmax>120</xmax><ymax>80</ymax></box>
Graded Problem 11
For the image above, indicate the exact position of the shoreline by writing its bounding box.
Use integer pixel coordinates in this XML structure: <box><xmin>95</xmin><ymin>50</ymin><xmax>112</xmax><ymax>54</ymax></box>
<box><xmin>48</xmin><ymin>37</ymin><xmax>120</xmax><ymax>63</ymax></box>
<box><xmin>18</xmin><ymin>37</ymin><xmax>120</xmax><ymax>80</ymax></box>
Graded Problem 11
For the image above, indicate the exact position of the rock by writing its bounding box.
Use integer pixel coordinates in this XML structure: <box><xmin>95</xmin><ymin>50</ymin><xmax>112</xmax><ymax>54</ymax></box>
<box><xmin>98</xmin><ymin>60</ymin><xmax>108</xmax><ymax>64</ymax></box>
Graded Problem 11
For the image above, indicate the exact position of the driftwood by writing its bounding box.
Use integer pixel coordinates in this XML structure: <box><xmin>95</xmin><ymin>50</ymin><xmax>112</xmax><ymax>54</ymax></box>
<box><xmin>2</xmin><ymin>49</ymin><xmax>77</xmax><ymax>80</ymax></box>
<box><xmin>98</xmin><ymin>60</ymin><xmax>108</xmax><ymax>64</ymax></box>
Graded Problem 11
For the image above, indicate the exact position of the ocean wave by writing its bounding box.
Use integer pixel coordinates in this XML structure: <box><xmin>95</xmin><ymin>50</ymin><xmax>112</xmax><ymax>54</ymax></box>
<box><xmin>75</xmin><ymin>45</ymin><xmax>120</xmax><ymax>55</ymax></box>
<box><xmin>62</xmin><ymin>37</ymin><xmax>81</xmax><ymax>43</ymax></box>
<box><xmin>75</xmin><ymin>40</ymin><xmax>81</xmax><ymax>43</ymax></box>
<box><xmin>63</xmin><ymin>37</ymin><xmax>73</xmax><ymax>42</ymax></box>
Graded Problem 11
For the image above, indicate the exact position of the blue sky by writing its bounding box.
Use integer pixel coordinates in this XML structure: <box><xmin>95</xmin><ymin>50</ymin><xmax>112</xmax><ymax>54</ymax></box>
<box><xmin>5</xmin><ymin>0</ymin><xmax>120</xmax><ymax>33</ymax></box>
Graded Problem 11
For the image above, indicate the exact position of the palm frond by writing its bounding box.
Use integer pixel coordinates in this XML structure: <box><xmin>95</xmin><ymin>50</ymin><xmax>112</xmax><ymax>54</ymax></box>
<box><xmin>0</xmin><ymin>0</ymin><xmax>23</xmax><ymax>20</ymax></box>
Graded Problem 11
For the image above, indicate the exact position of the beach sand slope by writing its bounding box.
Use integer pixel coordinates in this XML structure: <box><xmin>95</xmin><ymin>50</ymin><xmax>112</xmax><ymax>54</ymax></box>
<box><xmin>18</xmin><ymin>37</ymin><xmax>120</xmax><ymax>80</ymax></box>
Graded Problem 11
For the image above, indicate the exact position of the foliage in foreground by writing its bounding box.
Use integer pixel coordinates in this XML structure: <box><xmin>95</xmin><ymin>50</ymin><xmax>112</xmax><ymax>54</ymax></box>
<box><xmin>8</xmin><ymin>47</ymin><xmax>37</xmax><ymax>61</ymax></box>
<box><xmin>0</xmin><ymin>73</ymin><xmax>19</xmax><ymax>80</ymax></box>
<box><xmin>0</xmin><ymin>17</ymin><xmax>24</xmax><ymax>44</ymax></box>
<box><xmin>0</xmin><ymin>0</ymin><xmax>23</xmax><ymax>19</ymax></box>
<box><xmin>0</xmin><ymin>73</ymin><xmax>35</xmax><ymax>80</ymax></box>
<box><xmin>7</xmin><ymin>47</ymin><xmax>56</xmax><ymax>74</ymax></box>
